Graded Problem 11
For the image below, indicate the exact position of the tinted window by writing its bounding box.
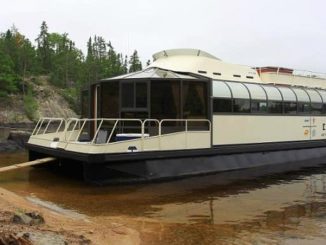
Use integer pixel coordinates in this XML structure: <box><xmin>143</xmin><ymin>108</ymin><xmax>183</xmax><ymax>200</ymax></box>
<box><xmin>251</xmin><ymin>101</ymin><xmax>267</xmax><ymax>113</ymax></box>
<box><xmin>121</xmin><ymin>82</ymin><xmax>148</xmax><ymax>109</ymax></box>
<box><xmin>213</xmin><ymin>98</ymin><xmax>232</xmax><ymax>112</ymax></box>
<box><xmin>283</xmin><ymin>102</ymin><xmax>297</xmax><ymax>114</ymax></box>
<box><xmin>311</xmin><ymin>103</ymin><xmax>322</xmax><ymax>114</ymax></box>
<box><xmin>151</xmin><ymin>81</ymin><xmax>181</xmax><ymax>119</ymax></box>
<box><xmin>183</xmin><ymin>81</ymin><xmax>207</xmax><ymax>118</ymax></box>
<box><xmin>136</xmin><ymin>82</ymin><xmax>147</xmax><ymax>108</ymax></box>
<box><xmin>101</xmin><ymin>82</ymin><xmax>119</xmax><ymax>118</ymax></box>
<box><xmin>233</xmin><ymin>99</ymin><xmax>250</xmax><ymax>113</ymax></box>
<box><xmin>268</xmin><ymin>101</ymin><xmax>282</xmax><ymax>113</ymax></box>
<box><xmin>121</xmin><ymin>82</ymin><xmax>134</xmax><ymax>108</ymax></box>
<box><xmin>298</xmin><ymin>102</ymin><xmax>311</xmax><ymax>113</ymax></box>
<box><xmin>323</xmin><ymin>104</ymin><xmax>326</xmax><ymax>114</ymax></box>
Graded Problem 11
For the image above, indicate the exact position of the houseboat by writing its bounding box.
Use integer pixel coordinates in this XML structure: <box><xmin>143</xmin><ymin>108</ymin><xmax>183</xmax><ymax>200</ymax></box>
<box><xmin>26</xmin><ymin>49</ymin><xmax>326</xmax><ymax>184</ymax></box>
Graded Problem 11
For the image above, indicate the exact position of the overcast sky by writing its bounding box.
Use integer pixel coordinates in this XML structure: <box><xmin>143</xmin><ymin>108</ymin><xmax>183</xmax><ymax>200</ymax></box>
<box><xmin>1</xmin><ymin>0</ymin><xmax>325</xmax><ymax>73</ymax></box>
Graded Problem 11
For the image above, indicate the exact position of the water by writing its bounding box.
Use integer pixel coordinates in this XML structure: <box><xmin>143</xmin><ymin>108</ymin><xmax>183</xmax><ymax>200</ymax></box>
<box><xmin>1</xmin><ymin>152</ymin><xmax>326</xmax><ymax>244</ymax></box>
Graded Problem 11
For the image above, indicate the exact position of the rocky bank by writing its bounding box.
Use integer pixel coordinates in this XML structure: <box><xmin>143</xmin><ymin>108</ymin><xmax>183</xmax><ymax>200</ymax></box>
<box><xmin>0</xmin><ymin>76</ymin><xmax>77</xmax><ymax>125</ymax></box>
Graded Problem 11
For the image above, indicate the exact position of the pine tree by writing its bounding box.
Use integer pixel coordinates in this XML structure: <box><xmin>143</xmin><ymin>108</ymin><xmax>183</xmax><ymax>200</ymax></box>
<box><xmin>129</xmin><ymin>50</ymin><xmax>142</xmax><ymax>73</ymax></box>
<box><xmin>35</xmin><ymin>21</ymin><xmax>51</xmax><ymax>73</ymax></box>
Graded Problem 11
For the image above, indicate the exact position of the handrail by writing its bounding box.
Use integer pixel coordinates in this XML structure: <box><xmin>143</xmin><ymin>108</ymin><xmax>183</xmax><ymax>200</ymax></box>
<box><xmin>107</xmin><ymin>120</ymin><xmax>119</xmax><ymax>143</ymax></box>
<box><xmin>258</xmin><ymin>67</ymin><xmax>326</xmax><ymax>80</ymax></box>
<box><xmin>31</xmin><ymin>117</ymin><xmax>212</xmax><ymax>150</ymax></box>
<box><xmin>159</xmin><ymin>119</ymin><xmax>211</xmax><ymax>135</ymax></box>
<box><xmin>32</xmin><ymin>118</ymin><xmax>66</xmax><ymax>136</ymax></box>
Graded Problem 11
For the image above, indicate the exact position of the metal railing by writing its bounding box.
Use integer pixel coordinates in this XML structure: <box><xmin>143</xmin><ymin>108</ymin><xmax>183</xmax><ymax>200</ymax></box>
<box><xmin>32</xmin><ymin>117</ymin><xmax>66</xmax><ymax>136</ymax></box>
<box><xmin>257</xmin><ymin>67</ymin><xmax>326</xmax><ymax>80</ymax></box>
<box><xmin>31</xmin><ymin>117</ymin><xmax>211</xmax><ymax>145</ymax></box>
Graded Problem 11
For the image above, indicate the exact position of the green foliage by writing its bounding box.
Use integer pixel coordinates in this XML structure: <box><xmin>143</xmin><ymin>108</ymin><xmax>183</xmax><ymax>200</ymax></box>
<box><xmin>0</xmin><ymin>50</ymin><xmax>19</xmax><ymax>96</ymax></box>
<box><xmin>24</xmin><ymin>88</ymin><xmax>38</xmax><ymax>121</ymax></box>
<box><xmin>0</xmin><ymin>21</ymin><xmax>145</xmax><ymax>114</ymax></box>
<box><xmin>129</xmin><ymin>50</ymin><xmax>142</xmax><ymax>73</ymax></box>
<box><xmin>35</xmin><ymin>21</ymin><xmax>51</xmax><ymax>73</ymax></box>
<box><xmin>60</xmin><ymin>88</ymin><xmax>80</xmax><ymax>113</ymax></box>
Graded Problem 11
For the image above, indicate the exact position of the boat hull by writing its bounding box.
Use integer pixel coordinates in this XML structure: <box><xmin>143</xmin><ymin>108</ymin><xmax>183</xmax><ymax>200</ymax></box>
<box><xmin>26</xmin><ymin>140</ymin><xmax>326</xmax><ymax>184</ymax></box>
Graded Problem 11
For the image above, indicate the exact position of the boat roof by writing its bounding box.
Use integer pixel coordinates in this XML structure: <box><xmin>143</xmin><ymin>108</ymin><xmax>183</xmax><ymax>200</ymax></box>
<box><xmin>149</xmin><ymin>49</ymin><xmax>262</xmax><ymax>83</ymax></box>
<box><xmin>100</xmin><ymin>48</ymin><xmax>326</xmax><ymax>89</ymax></box>
<box><xmin>100</xmin><ymin>67</ymin><xmax>201</xmax><ymax>81</ymax></box>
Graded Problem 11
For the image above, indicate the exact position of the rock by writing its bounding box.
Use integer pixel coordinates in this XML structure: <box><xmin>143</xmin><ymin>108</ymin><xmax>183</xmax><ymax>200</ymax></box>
<box><xmin>0</xmin><ymin>140</ymin><xmax>23</xmax><ymax>152</ymax></box>
<box><xmin>12</xmin><ymin>213</ymin><xmax>33</xmax><ymax>225</ymax></box>
<box><xmin>24</xmin><ymin>231</ymin><xmax>66</xmax><ymax>245</ymax></box>
<box><xmin>0</xmin><ymin>233</ymin><xmax>33</xmax><ymax>245</ymax></box>
<box><xmin>8</xmin><ymin>131</ymin><xmax>31</xmax><ymax>148</ymax></box>
<box><xmin>26</xmin><ymin>212</ymin><xmax>45</xmax><ymax>225</ymax></box>
<box><xmin>12</xmin><ymin>212</ymin><xmax>45</xmax><ymax>226</ymax></box>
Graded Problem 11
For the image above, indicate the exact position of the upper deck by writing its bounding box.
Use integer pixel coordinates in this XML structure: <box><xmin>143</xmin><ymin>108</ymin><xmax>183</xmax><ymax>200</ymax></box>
<box><xmin>256</xmin><ymin>66</ymin><xmax>326</xmax><ymax>89</ymax></box>
<box><xmin>149</xmin><ymin>49</ymin><xmax>326</xmax><ymax>89</ymax></box>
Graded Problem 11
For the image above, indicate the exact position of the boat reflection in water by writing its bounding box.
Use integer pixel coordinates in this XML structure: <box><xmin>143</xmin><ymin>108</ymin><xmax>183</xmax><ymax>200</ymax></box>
<box><xmin>1</xmin><ymin>153</ymin><xmax>326</xmax><ymax>244</ymax></box>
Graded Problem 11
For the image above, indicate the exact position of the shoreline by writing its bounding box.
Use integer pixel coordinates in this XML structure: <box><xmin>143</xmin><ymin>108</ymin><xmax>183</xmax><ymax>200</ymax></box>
<box><xmin>0</xmin><ymin>186</ymin><xmax>140</xmax><ymax>244</ymax></box>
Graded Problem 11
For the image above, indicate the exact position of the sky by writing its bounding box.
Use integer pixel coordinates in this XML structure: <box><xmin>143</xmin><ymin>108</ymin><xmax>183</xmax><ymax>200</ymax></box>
<box><xmin>1</xmin><ymin>0</ymin><xmax>326</xmax><ymax>73</ymax></box>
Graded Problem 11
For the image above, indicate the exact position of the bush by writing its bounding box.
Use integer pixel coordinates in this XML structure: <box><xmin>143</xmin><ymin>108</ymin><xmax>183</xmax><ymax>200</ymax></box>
<box><xmin>24</xmin><ymin>89</ymin><xmax>39</xmax><ymax>121</ymax></box>
<box><xmin>61</xmin><ymin>88</ymin><xmax>80</xmax><ymax>113</ymax></box>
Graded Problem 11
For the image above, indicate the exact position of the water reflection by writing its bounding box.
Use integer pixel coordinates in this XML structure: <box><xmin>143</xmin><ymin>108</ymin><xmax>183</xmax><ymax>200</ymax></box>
<box><xmin>1</xmin><ymin>152</ymin><xmax>326</xmax><ymax>244</ymax></box>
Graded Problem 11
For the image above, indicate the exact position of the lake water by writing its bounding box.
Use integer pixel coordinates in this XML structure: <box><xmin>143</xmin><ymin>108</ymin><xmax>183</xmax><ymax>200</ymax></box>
<box><xmin>1</xmin><ymin>151</ymin><xmax>326</xmax><ymax>244</ymax></box>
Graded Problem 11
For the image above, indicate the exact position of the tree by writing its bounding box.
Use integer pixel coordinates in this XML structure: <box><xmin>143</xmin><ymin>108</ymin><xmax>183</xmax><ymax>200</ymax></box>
<box><xmin>48</xmin><ymin>32</ymin><xmax>84</xmax><ymax>87</ymax></box>
<box><xmin>0</xmin><ymin>50</ymin><xmax>19</xmax><ymax>97</ymax></box>
<box><xmin>129</xmin><ymin>50</ymin><xmax>142</xmax><ymax>73</ymax></box>
<box><xmin>35</xmin><ymin>21</ymin><xmax>52</xmax><ymax>73</ymax></box>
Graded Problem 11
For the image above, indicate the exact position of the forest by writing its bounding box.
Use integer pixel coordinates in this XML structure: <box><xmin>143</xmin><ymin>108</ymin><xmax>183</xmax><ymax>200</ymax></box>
<box><xmin>0</xmin><ymin>21</ymin><xmax>144</xmax><ymax>115</ymax></box>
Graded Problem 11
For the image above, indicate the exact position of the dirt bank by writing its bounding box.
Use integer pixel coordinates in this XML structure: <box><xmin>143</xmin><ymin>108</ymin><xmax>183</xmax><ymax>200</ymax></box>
<box><xmin>0</xmin><ymin>187</ymin><xmax>140</xmax><ymax>245</ymax></box>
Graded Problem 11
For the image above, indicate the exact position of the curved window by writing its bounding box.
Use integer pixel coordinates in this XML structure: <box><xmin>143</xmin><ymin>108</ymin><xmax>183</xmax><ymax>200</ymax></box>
<box><xmin>245</xmin><ymin>83</ymin><xmax>266</xmax><ymax>100</ymax></box>
<box><xmin>306</xmin><ymin>89</ymin><xmax>322</xmax><ymax>103</ymax></box>
<box><xmin>278</xmin><ymin>87</ymin><xmax>296</xmax><ymax>102</ymax></box>
<box><xmin>262</xmin><ymin>85</ymin><xmax>282</xmax><ymax>101</ymax></box>
<box><xmin>292</xmin><ymin>88</ymin><xmax>309</xmax><ymax>102</ymax></box>
<box><xmin>226</xmin><ymin>82</ymin><xmax>250</xmax><ymax>99</ymax></box>
<box><xmin>318</xmin><ymin>90</ymin><xmax>326</xmax><ymax>103</ymax></box>
<box><xmin>213</xmin><ymin>81</ymin><xmax>231</xmax><ymax>98</ymax></box>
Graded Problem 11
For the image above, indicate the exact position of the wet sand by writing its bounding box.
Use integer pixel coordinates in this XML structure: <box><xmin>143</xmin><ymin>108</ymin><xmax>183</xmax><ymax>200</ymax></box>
<box><xmin>0</xmin><ymin>152</ymin><xmax>140</xmax><ymax>245</ymax></box>
<box><xmin>0</xmin><ymin>186</ymin><xmax>140</xmax><ymax>244</ymax></box>
<box><xmin>1</xmin><ymin>151</ymin><xmax>326</xmax><ymax>244</ymax></box>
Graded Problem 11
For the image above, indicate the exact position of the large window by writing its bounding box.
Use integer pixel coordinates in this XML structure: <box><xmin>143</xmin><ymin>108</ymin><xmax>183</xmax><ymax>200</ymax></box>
<box><xmin>121</xmin><ymin>81</ymin><xmax>148</xmax><ymax>110</ymax></box>
<box><xmin>101</xmin><ymin>82</ymin><xmax>119</xmax><ymax>118</ymax></box>
<box><xmin>151</xmin><ymin>80</ymin><xmax>180</xmax><ymax>119</ymax></box>
<box><xmin>183</xmin><ymin>81</ymin><xmax>207</xmax><ymax>118</ymax></box>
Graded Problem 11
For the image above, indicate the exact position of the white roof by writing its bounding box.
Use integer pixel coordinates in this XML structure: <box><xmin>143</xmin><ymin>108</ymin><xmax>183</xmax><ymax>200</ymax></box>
<box><xmin>101</xmin><ymin>67</ymin><xmax>199</xmax><ymax>81</ymax></box>
<box><xmin>149</xmin><ymin>49</ymin><xmax>261</xmax><ymax>83</ymax></box>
